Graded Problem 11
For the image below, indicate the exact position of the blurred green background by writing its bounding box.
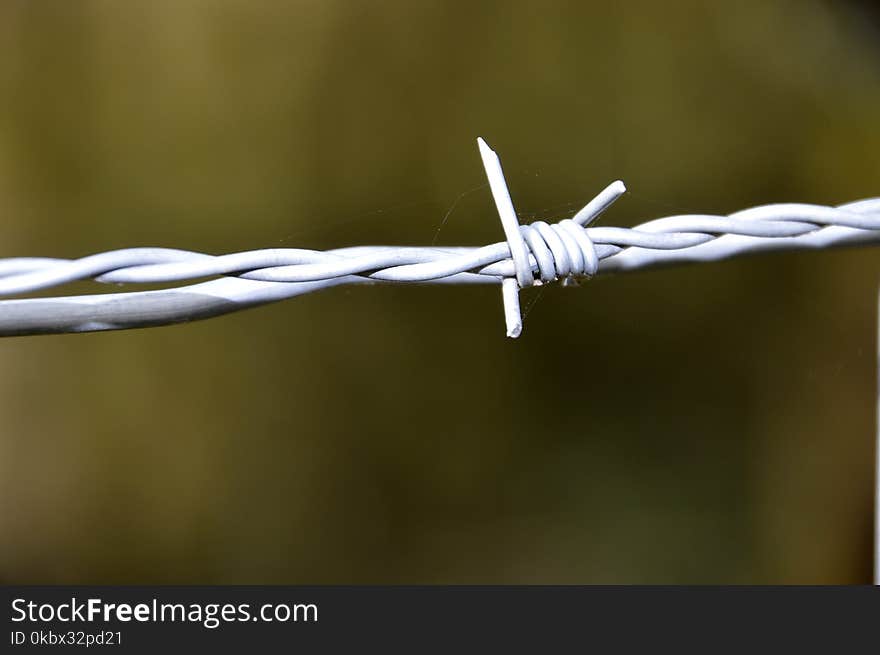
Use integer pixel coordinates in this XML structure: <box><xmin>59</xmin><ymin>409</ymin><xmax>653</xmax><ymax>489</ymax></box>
<box><xmin>1</xmin><ymin>0</ymin><xmax>879</xmax><ymax>584</ymax></box>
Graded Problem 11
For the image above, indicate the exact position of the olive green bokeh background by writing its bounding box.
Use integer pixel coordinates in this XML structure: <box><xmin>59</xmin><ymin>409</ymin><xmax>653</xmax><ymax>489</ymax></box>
<box><xmin>1</xmin><ymin>0</ymin><xmax>879</xmax><ymax>583</ymax></box>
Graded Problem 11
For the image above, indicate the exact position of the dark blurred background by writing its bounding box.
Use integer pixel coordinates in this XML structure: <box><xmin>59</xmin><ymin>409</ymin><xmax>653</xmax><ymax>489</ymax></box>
<box><xmin>1</xmin><ymin>0</ymin><xmax>879</xmax><ymax>583</ymax></box>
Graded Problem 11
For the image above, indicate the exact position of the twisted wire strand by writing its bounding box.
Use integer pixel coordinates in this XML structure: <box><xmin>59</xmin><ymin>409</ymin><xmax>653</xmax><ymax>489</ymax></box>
<box><xmin>0</xmin><ymin>138</ymin><xmax>878</xmax><ymax>338</ymax></box>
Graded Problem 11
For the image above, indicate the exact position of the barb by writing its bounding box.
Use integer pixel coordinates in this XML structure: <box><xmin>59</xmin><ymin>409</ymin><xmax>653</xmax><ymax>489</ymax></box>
<box><xmin>0</xmin><ymin>138</ymin><xmax>878</xmax><ymax>338</ymax></box>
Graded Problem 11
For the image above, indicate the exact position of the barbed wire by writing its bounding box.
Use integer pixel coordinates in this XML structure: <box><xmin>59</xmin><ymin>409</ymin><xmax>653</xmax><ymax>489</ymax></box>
<box><xmin>0</xmin><ymin>137</ymin><xmax>878</xmax><ymax>338</ymax></box>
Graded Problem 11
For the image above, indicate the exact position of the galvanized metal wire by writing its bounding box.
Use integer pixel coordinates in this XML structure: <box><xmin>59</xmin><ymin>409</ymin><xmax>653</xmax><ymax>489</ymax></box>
<box><xmin>1</xmin><ymin>137</ymin><xmax>878</xmax><ymax>338</ymax></box>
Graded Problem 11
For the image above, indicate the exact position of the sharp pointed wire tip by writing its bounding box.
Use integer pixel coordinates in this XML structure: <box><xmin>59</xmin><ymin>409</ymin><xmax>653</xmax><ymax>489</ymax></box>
<box><xmin>502</xmin><ymin>277</ymin><xmax>522</xmax><ymax>338</ymax></box>
<box><xmin>571</xmin><ymin>179</ymin><xmax>627</xmax><ymax>227</ymax></box>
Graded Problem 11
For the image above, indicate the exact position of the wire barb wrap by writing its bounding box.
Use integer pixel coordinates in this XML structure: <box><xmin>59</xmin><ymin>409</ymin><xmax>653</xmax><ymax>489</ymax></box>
<box><xmin>476</xmin><ymin>137</ymin><xmax>619</xmax><ymax>336</ymax></box>
<box><xmin>0</xmin><ymin>138</ymin><xmax>877</xmax><ymax>338</ymax></box>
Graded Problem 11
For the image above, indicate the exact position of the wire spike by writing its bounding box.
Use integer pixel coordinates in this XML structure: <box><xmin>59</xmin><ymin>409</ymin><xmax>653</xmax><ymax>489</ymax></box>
<box><xmin>571</xmin><ymin>180</ymin><xmax>627</xmax><ymax>227</ymax></box>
